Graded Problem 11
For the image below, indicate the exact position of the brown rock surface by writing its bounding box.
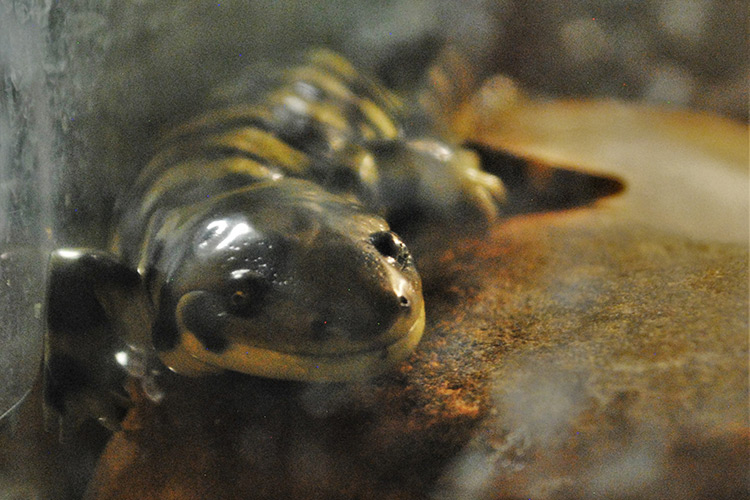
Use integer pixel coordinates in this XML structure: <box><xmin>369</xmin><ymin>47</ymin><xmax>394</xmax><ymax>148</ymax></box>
<box><xmin>86</xmin><ymin>101</ymin><xmax>748</xmax><ymax>500</ymax></box>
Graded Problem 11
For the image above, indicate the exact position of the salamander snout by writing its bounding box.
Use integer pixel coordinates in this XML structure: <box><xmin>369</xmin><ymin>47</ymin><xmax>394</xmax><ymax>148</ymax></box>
<box><xmin>370</xmin><ymin>230</ymin><xmax>417</xmax><ymax>310</ymax></box>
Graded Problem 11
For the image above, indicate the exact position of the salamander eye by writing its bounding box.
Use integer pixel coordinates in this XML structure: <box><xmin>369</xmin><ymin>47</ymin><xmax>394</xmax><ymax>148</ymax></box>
<box><xmin>231</xmin><ymin>290</ymin><xmax>248</xmax><ymax>307</ymax></box>
<box><xmin>227</xmin><ymin>277</ymin><xmax>271</xmax><ymax>317</ymax></box>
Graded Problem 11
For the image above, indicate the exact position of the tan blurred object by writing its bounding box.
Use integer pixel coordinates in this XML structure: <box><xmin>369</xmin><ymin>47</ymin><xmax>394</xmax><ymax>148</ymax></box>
<box><xmin>474</xmin><ymin>97</ymin><xmax>748</xmax><ymax>244</ymax></box>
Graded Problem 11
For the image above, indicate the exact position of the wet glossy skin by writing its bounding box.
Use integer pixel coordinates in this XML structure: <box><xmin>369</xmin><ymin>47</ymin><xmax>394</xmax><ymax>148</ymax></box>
<box><xmin>44</xmin><ymin>50</ymin><xmax>506</xmax><ymax>431</ymax></box>
<box><xmin>142</xmin><ymin>180</ymin><xmax>424</xmax><ymax>381</ymax></box>
<box><xmin>106</xmin><ymin>50</ymin><xmax>478</xmax><ymax>382</ymax></box>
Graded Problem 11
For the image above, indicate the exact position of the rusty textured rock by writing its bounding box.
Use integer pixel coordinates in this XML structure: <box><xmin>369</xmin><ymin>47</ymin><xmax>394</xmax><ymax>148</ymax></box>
<box><xmin>85</xmin><ymin>101</ymin><xmax>748</xmax><ymax>500</ymax></box>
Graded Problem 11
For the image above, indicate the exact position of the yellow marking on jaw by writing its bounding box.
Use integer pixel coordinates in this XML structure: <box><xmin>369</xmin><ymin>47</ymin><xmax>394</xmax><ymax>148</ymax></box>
<box><xmin>168</xmin><ymin>304</ymin><xmax>426</xmax><ymax>382</ymax></box>
<box><xmin>159</xmin><ymin>335</ymin><xmax>224</xmax><ymax>377</ymax></box>
<box><xmin>166</xmin><ymin>289</ymin><xmax>426</xmax><ymax>381</ymax></box>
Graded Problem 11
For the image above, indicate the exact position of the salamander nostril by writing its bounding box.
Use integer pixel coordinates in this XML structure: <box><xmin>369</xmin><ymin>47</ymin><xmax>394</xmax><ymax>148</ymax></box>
<box><xmin>370</xmin><ymin>231</ymin><xmax>411</xmax><ymax>268</ymax></box>
<box><xmin>399</xmin><ymin>295</ymin><xmax>410</xmax><ymax>308</ymax></box>
<box><xmin>370</xmin><ymin>231</ymin><xmax>401</xmax><ymax>259</ymax></box>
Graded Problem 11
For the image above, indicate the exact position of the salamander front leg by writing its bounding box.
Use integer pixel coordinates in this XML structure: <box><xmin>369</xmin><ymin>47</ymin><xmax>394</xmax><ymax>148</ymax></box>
<box><xmin>43</xmin><ymin>249</ymin><xmax>144</xmax><ymax>438</ymax></box>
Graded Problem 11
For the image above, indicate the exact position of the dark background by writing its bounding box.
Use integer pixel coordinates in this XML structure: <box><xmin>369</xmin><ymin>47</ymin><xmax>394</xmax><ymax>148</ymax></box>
<box><xmin>488</xmin><ymin>0</ymin><xmax>747</xmax><ymax>122</ymax></box>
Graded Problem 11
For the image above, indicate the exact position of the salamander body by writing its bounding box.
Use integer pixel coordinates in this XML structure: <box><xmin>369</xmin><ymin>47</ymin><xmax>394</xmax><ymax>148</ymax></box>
<box><xmin>43</xmin><ymin>50</ymin><xmax>506</xmax><ymax>432</ymax></box>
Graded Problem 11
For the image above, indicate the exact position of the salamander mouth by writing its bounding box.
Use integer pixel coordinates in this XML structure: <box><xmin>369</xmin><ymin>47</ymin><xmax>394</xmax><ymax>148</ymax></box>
<box><xmin>171</xmin><ymin>303</ymin><xmax>426</xmax><ymax>382</ymax></box>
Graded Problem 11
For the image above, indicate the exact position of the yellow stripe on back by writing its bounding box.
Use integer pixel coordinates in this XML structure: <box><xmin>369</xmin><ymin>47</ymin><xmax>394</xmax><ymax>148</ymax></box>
<box><xmin>305</xmin><ymin>49</ymin><xmax>404</xmax><ymax>112</ymax></box>
<box><xmin>157</xmin><ymin>104</ymin><xmax>276</xmax><ymax>146</ymax></box>
<box><xmin>204</xmin><ymin>127</ymin><xmax>311</xmax><ymax>175</ymax></box>
<box><xmin>267</xmin><ymin>90</ymin><xmax>352</xmax><ymax>135</ymax></box>
<box><xmin>283</xmin><ymin>65</ymin><xmax>400</xmax><ymax>141</ymax></box>
<box><xmin>285</xmin><ymin>65</ymin><xmax>354</xmax><ymax>102</ymax></box>
<box><xmin>358</xmin><ymin>99</ymin><xmax>399</xmax><ymax>139</ymax></box>
<box><xmin>138</xmin><ymin>156</ymin><xmax>277</xmax><ymax>222</ymax></box>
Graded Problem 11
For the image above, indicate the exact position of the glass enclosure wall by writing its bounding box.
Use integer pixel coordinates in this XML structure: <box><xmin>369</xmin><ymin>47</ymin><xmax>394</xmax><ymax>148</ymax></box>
<box><xmin>0</xmin><ymin>1</ymin><xmax>55</xmax><ymax>423</ymax></box>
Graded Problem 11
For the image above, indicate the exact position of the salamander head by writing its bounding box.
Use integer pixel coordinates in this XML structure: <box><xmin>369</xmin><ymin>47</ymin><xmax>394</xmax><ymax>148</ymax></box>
<box><xmin>151</xmin><ymin>179</ymin><xmax>424</xmax><ymax>382</ymax></box>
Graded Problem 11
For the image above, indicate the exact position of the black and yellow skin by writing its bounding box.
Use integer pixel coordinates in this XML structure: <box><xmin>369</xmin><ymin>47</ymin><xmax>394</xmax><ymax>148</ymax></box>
<box><xmin>43</xmin><ymin>50</ymin><xmax>507</xmax><ymax>433</ymax></box>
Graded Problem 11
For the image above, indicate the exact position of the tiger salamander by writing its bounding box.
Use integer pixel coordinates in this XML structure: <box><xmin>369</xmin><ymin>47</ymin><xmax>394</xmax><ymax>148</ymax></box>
<box><xmin>43</xmin><ymin>49</ymin><xmax>506</xmax><ymax>432</ymax></box>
